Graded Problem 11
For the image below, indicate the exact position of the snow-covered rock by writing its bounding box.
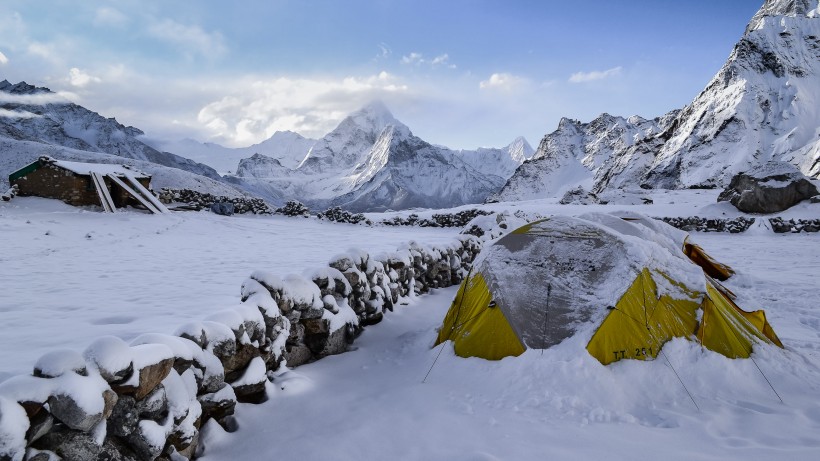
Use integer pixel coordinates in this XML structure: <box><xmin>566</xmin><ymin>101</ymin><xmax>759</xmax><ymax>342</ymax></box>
<box><xmin>717</xmin><ymin>160</ymin><xmax>820</xmax><ymax>212</ymax></box>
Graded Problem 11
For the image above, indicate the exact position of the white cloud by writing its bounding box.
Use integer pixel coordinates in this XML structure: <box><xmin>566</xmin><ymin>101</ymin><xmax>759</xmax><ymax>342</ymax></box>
<box><xmin>401</xmin><ymin>52</ymin><xmax>456</xmax><ymax>69</ymax></box>
<box><xmin>67</xmin><ymin>68</ymin><xmax>102</xmax><ymax>87</ymax></box>
<box><xmin>0</xmin><ymin>108</ymin><xmax>40</xmax><ymax>119</ymax></box>
<box><xmin>147</xmin><ymin>18</ymin><xmax>227</xmax><ymax>59</ymax></box>
<box><xmin>196</xmin><ymin>72</ymin><xmax>410</xmax><ymax>146</ymax></box>
<box><xmin>93</xmin><ymin>7</ymin><xmax>129</xmax><ymax>28</ymax></box>
<box><xmin>0</xmin><ymin>51</ymin><xmax>7</xmax><ymax>65</ymax></box>
<box><xmin>568</xmin><ymin>66</ymin><xmax>623</xmax><ymax>83</ymax></box>
<box><xmin>27</xmin><ymin>42</ymin><xmax>55</xmax><ymax>61</ymax></box>
<box><xmin>401</xmin><ymin>52</ymin><xmax>424</xmax><ymax>65</ymax></box>
<box><xmin>431</xmin><ymin>54</ymin><xmax>456</xmax><ymax>69</ymax></box>
<box><xmin>479</xmin><ymin>73</ymin><xmax>526</xmax><ymax>91</ymax></box>
<box><xmin>376</xmin><ymin>43</ymin><xmax>391</xmax><ymax>60</ymax></box>
<box><xmin>0</xmin><ymin>91</ymin><xmax>68</xmax><ymax>105</ymax></box>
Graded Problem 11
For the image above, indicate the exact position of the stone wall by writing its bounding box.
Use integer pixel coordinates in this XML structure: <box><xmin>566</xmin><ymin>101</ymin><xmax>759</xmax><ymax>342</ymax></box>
<box><xmin>157</xmin><ymin>189</ymin><xmax>272</xmax><ymax>215</ymax></box>
<box><xmin>769</xmin><ymin>217</ymin><xmax>820</xmax><ymax>233</ymax></box>
<box><xmin>0</xmin><ymin>236</ymin><xmax>481</xmax><ymax>461</ymax></box>
<box><xmin>12</xmin><ymin>163</ymin><xmax>99</xmax><ymax>207</ymax></box>
<box><xmin>657</xmin><ymin>216</ymin><xmax>756</xmax><ymax>233</ymax></box>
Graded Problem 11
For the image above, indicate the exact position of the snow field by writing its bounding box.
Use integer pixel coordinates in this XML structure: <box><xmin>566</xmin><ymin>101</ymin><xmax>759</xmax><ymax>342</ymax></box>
<box><xmin>1</xmin><ymin>192</ymin><xmax>819</xmax><ymax>460</ymax></box>
<box><xmin>0</xmin><ymin>197</ymin><xmax>457</xmax><ymax>381</ymax></box>
<box><xmin>200</xmin><ymin>230</ymin><xmax>820</xmax><ymax>460</ymax></box>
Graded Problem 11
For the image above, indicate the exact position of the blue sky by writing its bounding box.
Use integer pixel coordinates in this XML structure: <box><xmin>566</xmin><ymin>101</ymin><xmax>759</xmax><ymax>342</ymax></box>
<box><xmin>0</xmin><ymin>0</ymin><xmax>762</xmax><ymax>149</ymax></box>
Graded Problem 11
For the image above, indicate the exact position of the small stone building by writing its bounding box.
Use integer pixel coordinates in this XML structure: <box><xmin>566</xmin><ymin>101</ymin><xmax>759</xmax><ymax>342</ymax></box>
<box><xmin>8</xmin><ymin>156</ymin><xmax>163</xmax><ymax>212</ymax></box>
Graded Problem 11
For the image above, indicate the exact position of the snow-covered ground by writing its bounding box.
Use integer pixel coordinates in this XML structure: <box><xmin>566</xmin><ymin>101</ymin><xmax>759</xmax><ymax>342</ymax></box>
<box><xmin>2</xmin><ymin>190</ymin><xmax>819</xmax><ymax>460</ymax></box>
<box><xmin>0</xmin><ymin>198</ymin><xmax>456</xmax><ymax>381</ymax></box>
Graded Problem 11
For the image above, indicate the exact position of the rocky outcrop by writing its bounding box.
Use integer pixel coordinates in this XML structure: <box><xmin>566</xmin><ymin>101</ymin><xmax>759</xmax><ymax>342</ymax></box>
<box><xmin>717</xmin><ymin>161</ymin><xmax>819</xmax><ymax>213</ymax></box>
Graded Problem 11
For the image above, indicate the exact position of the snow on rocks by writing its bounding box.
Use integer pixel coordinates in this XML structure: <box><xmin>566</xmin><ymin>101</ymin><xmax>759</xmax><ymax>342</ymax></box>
<box><xmin>718</xmin><ymin>161</ymin><xmax>820</xmax><ymax>213</ymax></box>
<box><xmin>0</xmin><ymin>232</ymin><xmax>482</xmax><ymax>460</ymax></box>
<box><xmin>1</xmin><ymin>184</ymin><xmax>18</xmax><ymax>202</ymax></box>
<box><xmin>658</xmin><ymin>216</ymin><xmax>756</xmax><ymax>233</ymax></box>
<box><xmin>158</xmin><ymin>188</ymin><xmax>272</xmax><ymax>215</ymax></box>
<box><xmin>33</xmin><ymin>350</ymin><xmax>87</xmax><ymax>379</ymax></box>
<box><xmin>769</xmin><ymin>217</ymin><xmax>820</xmax><ymax>232</ymax></box>
<box><xmin>0</xmin><ymin>397</ymin><xmax>27</xmax><ymax>461</ymax></box>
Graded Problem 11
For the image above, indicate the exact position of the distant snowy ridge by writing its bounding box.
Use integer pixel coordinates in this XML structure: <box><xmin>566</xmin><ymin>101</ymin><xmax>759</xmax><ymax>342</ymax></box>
<box><xmin>149</xmin><ymin>131</ymin><xmax>317</xmax><ymax>175</ymax></box>
<box><xmin>495</xmin><ymin>0</ymin><xmax>820</xmax><ymax>202</ymax></box>
<box><xmin>0</xmin><ymin>80</ymin><xmax>222</xmax><ymax>181</ymax></box>
<box><xmin>231</xmin><ymin>102</ymin><xmax>531</xmax><ymax>211</ymax></box>
<box><xmin>0</xmin><ymin>136</ymin><xmax>248</xmax><ymax>197</ymax></box>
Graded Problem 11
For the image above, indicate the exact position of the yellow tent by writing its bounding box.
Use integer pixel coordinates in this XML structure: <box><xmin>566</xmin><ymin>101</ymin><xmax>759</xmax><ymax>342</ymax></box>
<box><xmin>436</xmin><ymin>212</ymin><xmax>782</xmax><ymax>364</ymax></box>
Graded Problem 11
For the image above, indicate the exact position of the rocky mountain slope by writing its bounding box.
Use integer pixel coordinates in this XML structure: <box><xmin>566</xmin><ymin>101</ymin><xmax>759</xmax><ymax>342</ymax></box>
<box><xmin>233</xmin><ymin>102</ymin><xmax>531</xmax><ymax>211</ymax></box>
<box><xmin>0</xmin><ymin>80</ymin><xmax>222</xmax><ymax>180</ymax></box>
<box><xmin>495</xmin><ymin>0</ymin><xmax>820</xmax><ymax>202</ymax></box>
<box><xmin>0</xmin><ymin>80</ymin><xmax>247</xmax><ymax>196</ymax></box>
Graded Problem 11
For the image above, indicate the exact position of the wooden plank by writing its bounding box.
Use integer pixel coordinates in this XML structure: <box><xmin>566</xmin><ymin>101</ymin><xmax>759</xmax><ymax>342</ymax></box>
<box><xmin>106</xmin><ymin>174</ymin><xmax>160</xmax><ymax>214</ymax></box>
<box><xmin>90</xmin><ymin>171</ymin><xmax>116</xmax><ymax>213</ymax></box>
<box><xmin>123</xmin><ymin>173</ymin><xmax>170</xmax><ymax>213</ymax></box>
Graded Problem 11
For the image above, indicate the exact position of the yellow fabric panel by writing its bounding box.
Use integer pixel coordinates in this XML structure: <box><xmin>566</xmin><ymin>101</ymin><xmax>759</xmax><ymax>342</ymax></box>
<box><xmin>720</xmin><ymin>289</ymin><xmax>784</xmax><ymax>348</ymax></box>
<box><xmin>683</xmin><ymin>240</ymin><xmax>734</xmax><ymax>281</ymax></box>
<box><xmin>435</xmin><ymin>273</ymin><xmax>526</xmax><ymax>360</ymax></box>
<box><xmin>587</xmin><ymin>268</ymin><xmax>700</xmax><ymax>365</ymax></box>
<box><xmin>697</xmin><ymin>283</ymin><xmax>776</xmax><ymax>358</ymax></box>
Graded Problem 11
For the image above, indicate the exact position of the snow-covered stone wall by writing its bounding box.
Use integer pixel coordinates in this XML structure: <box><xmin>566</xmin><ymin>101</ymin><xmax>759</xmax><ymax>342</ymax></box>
<box><xmin>0</xmin><ymin>236</ymin><xmax>481</xmax><ymax>461</ymax></box>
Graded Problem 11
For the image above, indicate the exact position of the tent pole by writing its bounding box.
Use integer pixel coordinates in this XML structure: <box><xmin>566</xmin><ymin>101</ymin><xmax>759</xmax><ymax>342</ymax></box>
<box><xmin>422</xmin><ymin>268</ymin><xmax>473</xmax><ymax>383</ymax></box>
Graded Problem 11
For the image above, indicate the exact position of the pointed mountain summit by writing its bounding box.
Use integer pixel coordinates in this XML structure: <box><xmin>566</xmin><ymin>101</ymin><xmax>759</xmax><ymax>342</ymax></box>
<box><xmin>233</xmin><ymin>101</ymin><xmax>526</xmax><ymax>211</ymax></box>
<box><xmin>297</xmin><ymin>100</ymin><xmax>408</xmax><ymax>174</ymax></box>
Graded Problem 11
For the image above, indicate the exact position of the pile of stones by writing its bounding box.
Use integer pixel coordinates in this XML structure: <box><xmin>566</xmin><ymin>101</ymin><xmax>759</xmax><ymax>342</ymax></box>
<box><xmin>381</xmin><ymin>209</ymin><xmax>491</xmax><ymax>228</ymax></box>
<box><xmin>158</xmin><ymin>189</ymin><xmax>272</xmax><ymax>215</ymax></box>
<box><xmin>275</xmin><ymin>201</ymin><xmax>311</xmax><ymax>217</ymax></box>
<box><xmin>658</xmin><ymin>216</ymin><xmax>756</xmax><ymax>233</ymax></box>
<box><xmin>316</xmin><ymin>207</ymin><xmax>370</xmax><ymax>225</ymax></box>
<box><xmin>768</xmin><ymin>217</ymin><xmax>820</xmax><ymax>233</ymax></box>
<box><xmin>1</xmin><ymin>184</ymin><xmax>18</xmax><ymax>202</ymax></box>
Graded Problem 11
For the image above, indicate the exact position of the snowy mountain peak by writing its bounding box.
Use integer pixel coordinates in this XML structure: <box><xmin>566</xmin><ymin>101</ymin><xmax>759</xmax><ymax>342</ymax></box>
<box><xmin>505</xmin><ymin>136</ymin><xmax>535</xmax><ymax>162</ymax></box>
<box><xmin>344</xmin><ymin>100</ymin><xmax>401</xmax><ymax>133</ymax></box>
<box><xmin>749</xmin><ymin>0</ymin><xmax>818</xmax><ymax>28</ymax></box>
<box><xmin>0</xmin><ymin>80</ymin><xmax>52</xmax><ymax>95</ymax></box>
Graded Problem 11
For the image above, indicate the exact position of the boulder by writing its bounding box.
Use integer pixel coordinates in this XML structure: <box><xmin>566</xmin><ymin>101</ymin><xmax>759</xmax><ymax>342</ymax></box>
<box><xmin>25</xmin><ymin>409</ymin><xmax>54</xmax><ymax>444</ymax></box>
<box><xmin>718</xmin><ymin>161</ymin><xmax>819</xmax><ymax>213</ymax></box>
<box><xmin>107</xmin><ymin>395</ymin><xmax>139</xmax><ymax>438</ymax></box>
<box><xmin>83</xmin><ymin>336</ymin><xmax>134</xmax><ymax>385</ymax></box>
<box><xmin>302</xmin><ymin>319</ymin><xmax>349</xmax><ymax>357</ymax></box>
<box><xmin>230</xmin><ymin>357</ymin><xmax>268</xmax><ymax>404</ymax></box>
<box><xmin>118</xmin><ymin>345</ymin><xmax>175</xmax><ymax>400</ymax></box>
<box><xmin>283</xmin><ymin>344</ymin><xmax>313</xmax><ymax>368</ymax></box>
<box><xmin>33</xmin><ymin>350</ymin><xmax>88</xmax><ymax>378</ymax></box>
<box><xmin>48</xmin><ymin>384</ymin><xmax>117</xmax><ymax>433</ymax></box>
<box><xmin>209</xmin><ymin>202</ymin><xmax>235</xmax><ymax>216</ymax></box>
<box><xmin>32</xmin><ymin>427</ymin><xmax>139</xmax><ymax>461</ymax></box>
<box><xmin>198</xmin><ymin>384</ymin><xmax>236</xmax><ymax>426</ymax></box>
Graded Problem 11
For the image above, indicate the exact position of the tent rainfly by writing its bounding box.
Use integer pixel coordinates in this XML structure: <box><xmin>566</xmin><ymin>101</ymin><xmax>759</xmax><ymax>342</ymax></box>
<box><xmin>8</xmin><ymin>156</ymin><xmax>168</xmax><ymax>214</ymax></box>
<box><xmin>435</xmin><ymin>212</ymin><xmax>782</xmax><ymax>364</ymax></box>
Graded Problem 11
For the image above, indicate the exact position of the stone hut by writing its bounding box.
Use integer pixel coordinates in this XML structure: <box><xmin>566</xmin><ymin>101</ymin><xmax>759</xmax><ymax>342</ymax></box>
<box><xmin>8</xmin><ymin>156</ymin><xmax>166</xmax><ymax>213</ymax></box>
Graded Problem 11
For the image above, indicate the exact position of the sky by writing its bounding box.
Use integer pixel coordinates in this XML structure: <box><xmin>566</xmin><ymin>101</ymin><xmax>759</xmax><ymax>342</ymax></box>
<box><xmin>0</xmin><ymin>0</ymin><xmax>764</xmax><ymax>150</ymax></box>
